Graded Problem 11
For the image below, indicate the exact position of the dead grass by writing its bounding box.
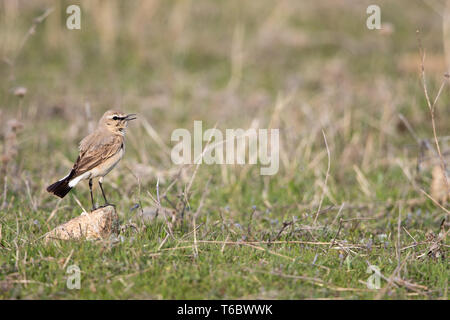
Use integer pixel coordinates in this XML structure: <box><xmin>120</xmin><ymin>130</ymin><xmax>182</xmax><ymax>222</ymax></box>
<box><xmin>0</xmin><ymin>0</ymin><xmax>448</xmax><ymax>299</ymax></box>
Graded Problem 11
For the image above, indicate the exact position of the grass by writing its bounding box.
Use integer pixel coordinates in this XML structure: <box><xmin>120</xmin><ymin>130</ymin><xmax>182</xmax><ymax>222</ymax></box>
<box><xmin>0</xmin><ymin>0</ymin><xmax>448</xmax><ymax>299</ymax></box>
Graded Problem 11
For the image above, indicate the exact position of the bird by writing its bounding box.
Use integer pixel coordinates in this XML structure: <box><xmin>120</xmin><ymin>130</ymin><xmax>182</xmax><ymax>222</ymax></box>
<box><xmin>47</xmin><ymin>110</ymin><xmax>136</xmax><ymax>210</ymax></box>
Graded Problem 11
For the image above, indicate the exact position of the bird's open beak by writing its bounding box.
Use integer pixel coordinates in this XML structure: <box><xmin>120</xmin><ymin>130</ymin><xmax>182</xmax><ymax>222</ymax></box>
<box><xmin>125</xmin><ymin>114</ymin><xmax>137</xmax><ymax>121</ymax></box>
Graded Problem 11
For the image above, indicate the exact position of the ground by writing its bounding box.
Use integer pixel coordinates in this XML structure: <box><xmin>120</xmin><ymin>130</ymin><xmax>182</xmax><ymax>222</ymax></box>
<box><xmin>0</xmin><ymin>0</ymin><xmax>448</xmax><ymax>299</ymax></box>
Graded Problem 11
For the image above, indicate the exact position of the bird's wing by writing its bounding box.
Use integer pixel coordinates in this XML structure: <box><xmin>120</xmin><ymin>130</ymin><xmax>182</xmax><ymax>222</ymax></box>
<box><xmin>71</xmin><ymin>131</ymin><xmax>123</xmax><ymax>177</ymax></box>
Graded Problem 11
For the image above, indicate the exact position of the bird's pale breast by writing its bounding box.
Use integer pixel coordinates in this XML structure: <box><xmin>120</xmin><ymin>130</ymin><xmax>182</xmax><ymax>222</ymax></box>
<box><xmin>89</xmin><ymin>145</ymin><xmax>124</xmax><ymax>178</ymax></box>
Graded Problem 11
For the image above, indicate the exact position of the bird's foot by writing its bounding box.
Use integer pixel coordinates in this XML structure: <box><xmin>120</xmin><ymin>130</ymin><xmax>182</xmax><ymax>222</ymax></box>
<box><xmin>100</xmin><ymin>203</ymin><xmax>116</xmax><ymax>209</ymax></box>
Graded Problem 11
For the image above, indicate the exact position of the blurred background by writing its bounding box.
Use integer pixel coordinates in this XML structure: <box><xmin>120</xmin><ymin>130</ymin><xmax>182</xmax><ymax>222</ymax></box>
<box><xmin>0</xmin><ymin>0</ymin><xmax>449</xmax><ymax>299</ymax></box>
<box><xmin>1</xmin><ymin>0</ymin><xmax>449</xmax><ymax>213</ymax></box>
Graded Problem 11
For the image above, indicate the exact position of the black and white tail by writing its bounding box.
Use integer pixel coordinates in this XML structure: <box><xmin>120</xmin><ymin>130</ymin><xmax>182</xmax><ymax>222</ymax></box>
<box><xmin>47</xmin><ymin>171</ymin><xmax>74</xmax><ymax>198</ymax></box>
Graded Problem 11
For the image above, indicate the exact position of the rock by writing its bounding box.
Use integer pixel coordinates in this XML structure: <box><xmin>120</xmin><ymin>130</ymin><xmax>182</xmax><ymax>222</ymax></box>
<box><xmin>44</xmin><ymin>206</ymin><xmax>119</xmax><ymax>242</ymax></box>
<box><xmin>140</xmin><ymin>206</ymin><xmax>176</xmax><ymax>223</ymax></box>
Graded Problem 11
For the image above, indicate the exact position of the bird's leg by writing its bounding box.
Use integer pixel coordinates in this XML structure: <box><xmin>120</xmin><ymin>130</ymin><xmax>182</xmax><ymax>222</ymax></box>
<box><xmin>98</xmin><ymin>178</ymin><xmax>112</xmax><ymax>207</ymax></box>
<box><xmin>89</xmin><ymin>179</ymin><xmax>96</xmax><ymax>211</ymax></box>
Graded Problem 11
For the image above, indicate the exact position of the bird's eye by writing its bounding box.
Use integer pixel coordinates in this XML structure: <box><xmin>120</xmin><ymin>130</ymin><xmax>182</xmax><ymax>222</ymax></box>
<box><xmin>112</xmin><ymin>116</ymin><xmax>118</xmax><ymax>120</ymax></box>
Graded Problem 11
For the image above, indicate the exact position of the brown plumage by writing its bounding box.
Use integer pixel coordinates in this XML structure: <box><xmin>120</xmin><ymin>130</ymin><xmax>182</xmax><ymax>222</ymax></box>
<box><xmin>75</xmin><ymin>130</ymin><xmax>124</xmax><ymax>177</ymax></box>
<box><xmin>47</xmin><ymin>110</ymin><xmax>136</xmax><ymax>209</ymax></box>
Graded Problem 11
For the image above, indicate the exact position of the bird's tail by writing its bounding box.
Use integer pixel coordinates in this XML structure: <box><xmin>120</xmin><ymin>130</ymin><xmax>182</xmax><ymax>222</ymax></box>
<box><xmin>47</xmin><ymin>172</ymin><xmax>74</xmax><ymax>198</ymax></box>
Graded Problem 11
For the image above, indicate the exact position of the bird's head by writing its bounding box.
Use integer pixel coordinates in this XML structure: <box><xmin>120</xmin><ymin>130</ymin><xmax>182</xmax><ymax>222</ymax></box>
<box><xmin>99</xmin><ymin>110</ymin><xmax>137</xmax><ymax>135</ymax></box>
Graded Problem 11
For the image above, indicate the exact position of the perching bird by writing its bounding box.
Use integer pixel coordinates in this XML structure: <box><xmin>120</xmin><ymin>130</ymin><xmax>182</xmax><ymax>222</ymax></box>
<box><xmin>47</xmin><ymin>110</ymin><xmax>136</xmax><ymax>210</ymax></box>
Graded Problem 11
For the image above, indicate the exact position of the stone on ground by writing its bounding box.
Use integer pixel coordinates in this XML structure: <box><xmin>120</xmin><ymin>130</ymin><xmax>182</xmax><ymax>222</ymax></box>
<box><xmin>44</xmin><ymin>205</ymin><xmax>119</xmax><ymax>242</ymax></box>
